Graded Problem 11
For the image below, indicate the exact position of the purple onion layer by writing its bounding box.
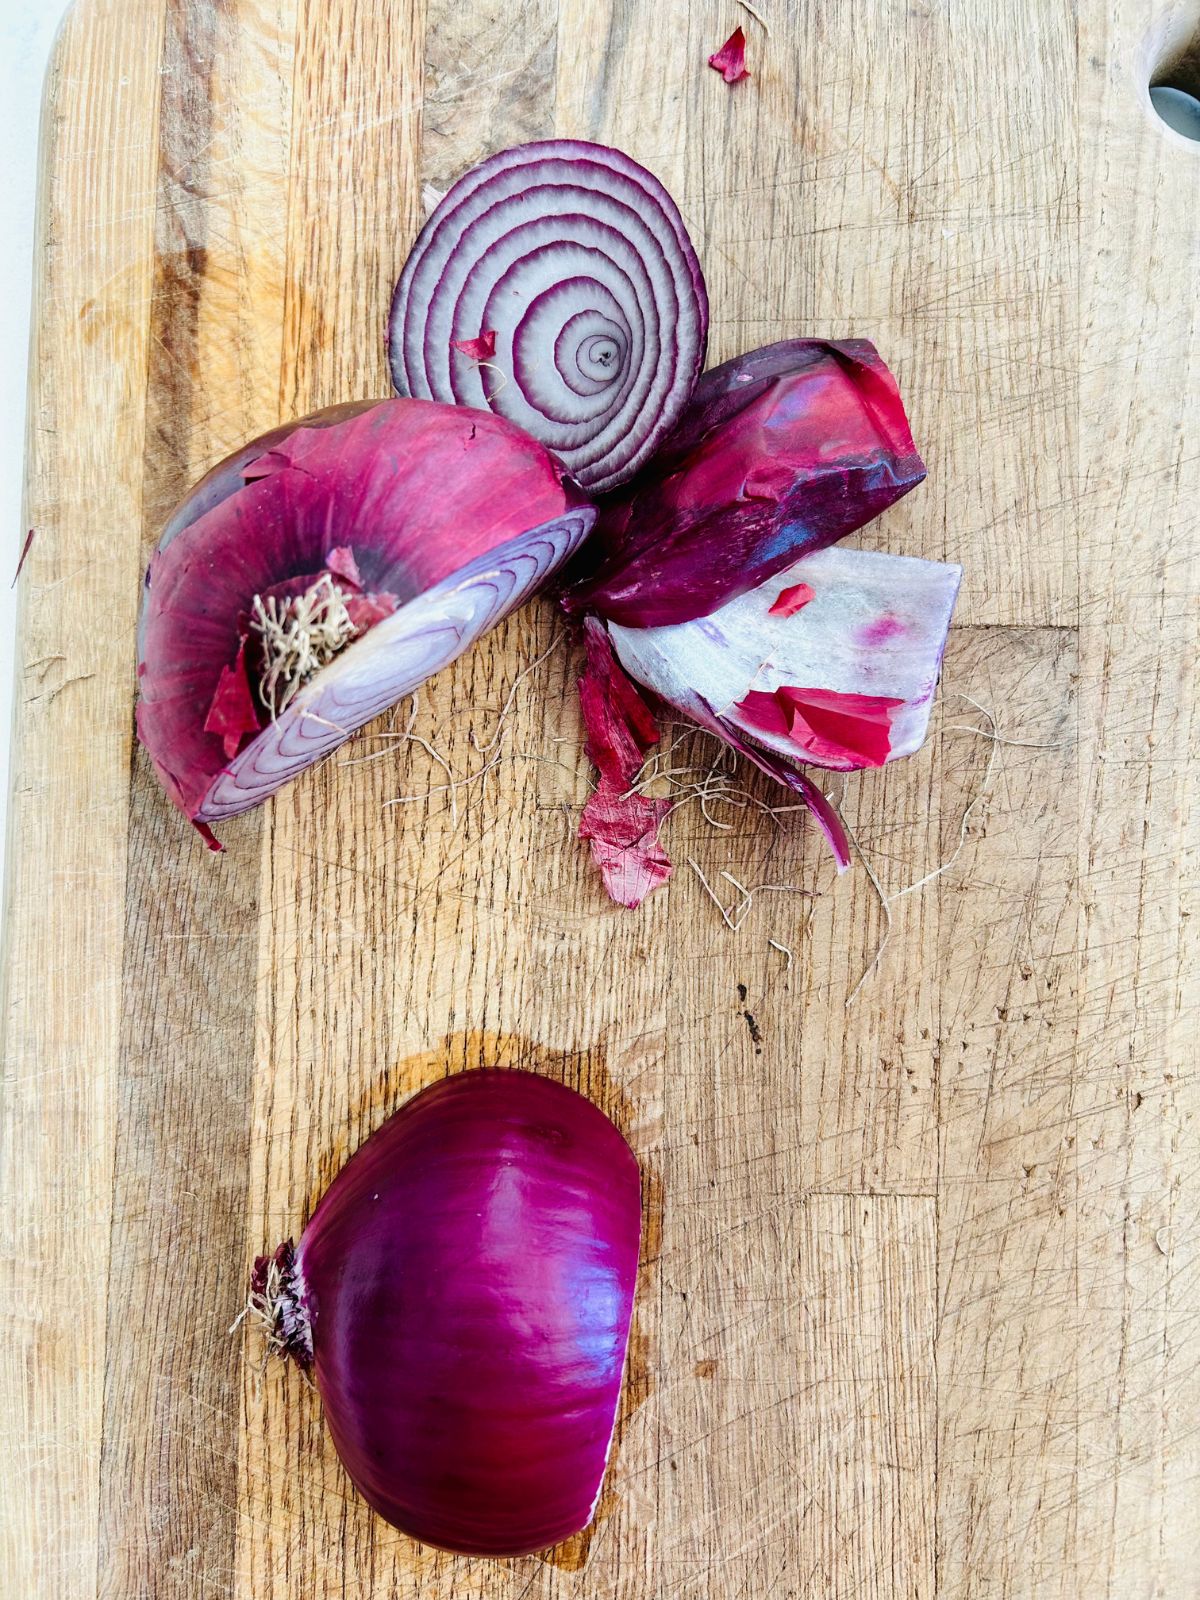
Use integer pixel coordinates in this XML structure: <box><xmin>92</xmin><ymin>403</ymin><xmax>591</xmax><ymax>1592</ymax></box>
<box><xmin>566</xmin><ymin>338</ymin><xmax>927</xmax><ymax>627</ymax></box>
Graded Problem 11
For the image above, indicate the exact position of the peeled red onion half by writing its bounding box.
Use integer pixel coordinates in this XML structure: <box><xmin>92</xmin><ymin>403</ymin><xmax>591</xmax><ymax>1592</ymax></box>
<box><xmin>251</xmin><ymin>1070</ymin><xmax>642</xmax><ymax>1558</ymax></box>
<box><xmin>136</xmin><ymin>399</ymin><xmax>595</xmax><ymax>835</ymax></box>
<box><xmin>388</xmin><ymin>140</ymin><xmax>709</xmax><ymax>494</ymax></box>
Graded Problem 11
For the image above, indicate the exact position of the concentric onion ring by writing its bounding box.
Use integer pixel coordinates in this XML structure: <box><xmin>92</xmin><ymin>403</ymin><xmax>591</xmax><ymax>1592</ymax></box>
<box><xmin>388</xmin><ymin>141</ymin><xmax>708</xmax><ymax>494</ymax></box>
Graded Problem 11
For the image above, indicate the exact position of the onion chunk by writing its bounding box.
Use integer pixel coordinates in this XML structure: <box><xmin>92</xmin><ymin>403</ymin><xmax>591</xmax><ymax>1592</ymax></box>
<box><xmin>249</xmin><ymin>1070</ymin><xmax>641</xmax><ymax>1558</ymax></box>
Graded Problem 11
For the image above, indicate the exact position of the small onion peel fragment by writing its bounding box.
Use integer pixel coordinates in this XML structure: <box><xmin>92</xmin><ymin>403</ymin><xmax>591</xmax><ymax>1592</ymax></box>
<box><xmin>451</xmin><ymin>330</ymin><xmax>496</xmax><ymax>362</ymax></box>
<box><xmin>768</xmin><ymin>582</ymin><xmax>815</xmax><ymax>617</ymax></box>
<box><xmin>709</xmin><ymin>27</ymin><xmax>750</xmax><ymax>82</ymax></box>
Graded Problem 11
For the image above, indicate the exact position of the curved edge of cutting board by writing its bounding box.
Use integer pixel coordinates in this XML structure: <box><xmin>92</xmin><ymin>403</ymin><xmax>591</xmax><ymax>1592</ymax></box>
<box><xmin>3</xmin><ymin>0</ymin><xmax>1200</xmax><ymax>1596</ymax></box>
<box><xmin>0</xmin><ymin>1</ymin><xmax>165</xmax><ymax>1593</ymax></box>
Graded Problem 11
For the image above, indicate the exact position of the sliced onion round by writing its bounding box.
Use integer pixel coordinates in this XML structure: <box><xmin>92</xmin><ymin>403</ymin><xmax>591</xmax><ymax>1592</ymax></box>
<box><xmin>389</xmin><ymin>140</ymin><xmax>708</xmax><ymax>494</ymax></box>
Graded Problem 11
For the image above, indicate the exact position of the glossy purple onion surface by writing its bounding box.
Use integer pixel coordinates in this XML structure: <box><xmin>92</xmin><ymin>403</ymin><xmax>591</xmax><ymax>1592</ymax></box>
<box><xmin>388</xmin><ymin>140</ymin><xmax>709</xmax><ymax>494</ymax></box>
<box><xmin>256</xmin><ymin>1069</ymin><xmax>642</xmax><ymax>1557</ymax></box>
<box><xmin>566</xmin><ymin>338</ymin><xmax>927</xmax><ymax>628</ymax></box>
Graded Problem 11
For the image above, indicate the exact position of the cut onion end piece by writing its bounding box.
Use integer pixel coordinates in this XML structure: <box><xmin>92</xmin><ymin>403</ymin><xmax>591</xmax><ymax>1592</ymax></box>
<box><xmin>137</xmin><ymin>398</ymin><xmax>595</xmax><ymax>827</ymax></box>
<box><xmin>566</xmin><ymin>338</ymin><xmax>927</xmax><ymax>628</ymax></box>
<box><xmin>191</xmin><ymin>513</ymin><xmax>593</xmax><ymax>824</ymax></box>
<box><xmin>575</xmin><ymin>544</ymin><xmax>960</xmax><ymax>892</ymax></box>
<box><xmin>245</xmin><ymin>1070</ymin><xmax>641</xmax><ymax>1558</ymax></box>
<box><xmin>388</xmin><ymin>139</ymin><xmax>709</xmax><ymax>494</ymax></box>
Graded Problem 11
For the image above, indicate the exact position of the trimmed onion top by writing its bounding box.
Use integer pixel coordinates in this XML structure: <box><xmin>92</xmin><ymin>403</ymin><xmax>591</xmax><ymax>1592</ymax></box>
<box><xmin>388</xmin><ymin>140</ymin><xmax>709</xmax><ymax>494</ymax></box>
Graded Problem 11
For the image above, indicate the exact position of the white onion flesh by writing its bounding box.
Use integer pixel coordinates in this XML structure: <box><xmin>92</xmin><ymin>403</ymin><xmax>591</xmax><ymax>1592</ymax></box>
<box><xmin>608</xmin><ymin>545</ymin><xmax>963</xmax><ymax>770</ymax></box>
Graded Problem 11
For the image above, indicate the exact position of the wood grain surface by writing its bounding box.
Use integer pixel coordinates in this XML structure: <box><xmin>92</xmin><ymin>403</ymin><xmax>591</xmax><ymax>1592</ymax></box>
<box><xmin>2</xmin><ymin>0</ymin><xmax>1197</xmax><ymax>1596</ymax></box>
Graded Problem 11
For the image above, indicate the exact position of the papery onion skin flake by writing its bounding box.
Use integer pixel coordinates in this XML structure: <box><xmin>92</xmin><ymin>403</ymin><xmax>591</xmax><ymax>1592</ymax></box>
<box><xmin>577</xmin><ymin>616</ymin><xmax>672</xmax><ymax>908</ymax></box>
<box><xmin>708</xmin><ymin>27</ymin><xmax>751</xmax><ymax>83</ymax></box>
<box><xmin>252</xmin><ymin>1069</ymin><xmax>642</xmax><ymax>1559</ymax></box>
<box><xmin>388</xmin><ymin>139</ymin><xmax>709</xmax><ymax>494</ymax></box>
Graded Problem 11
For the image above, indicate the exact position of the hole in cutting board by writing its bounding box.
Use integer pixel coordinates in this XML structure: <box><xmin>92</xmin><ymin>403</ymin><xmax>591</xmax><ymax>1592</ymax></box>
<box><xmin>1150</xmin><ymin>83</ymin><xmax>1200</xmax><ymax>137</ymax></box>
<box><xmin>1147</xmin><ymin>20</ymin><xmax>1200</xmax><ymax>140</ymax></box>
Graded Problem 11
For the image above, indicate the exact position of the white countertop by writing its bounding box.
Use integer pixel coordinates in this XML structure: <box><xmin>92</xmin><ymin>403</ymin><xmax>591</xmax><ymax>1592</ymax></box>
<box><xmin>1</xmin><ymin>2</ymin><xmax>69</xmax><ymax>893</ymax></box>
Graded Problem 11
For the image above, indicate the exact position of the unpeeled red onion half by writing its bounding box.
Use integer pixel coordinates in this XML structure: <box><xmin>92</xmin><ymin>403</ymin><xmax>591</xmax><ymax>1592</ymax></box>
<box><xmin>136</xmin><ymin>399</ymin><xmax>595</xmax><ymax>834</ymax></box>
<box><xmin>388</xmin><ymin>140</ymin><xmax>709</xmax><ymax>494</ymax></box>
<box><xmin>251</xmin><ymin>1069</ymin><xmax>642</xmax><ymax>1557</ymax></box>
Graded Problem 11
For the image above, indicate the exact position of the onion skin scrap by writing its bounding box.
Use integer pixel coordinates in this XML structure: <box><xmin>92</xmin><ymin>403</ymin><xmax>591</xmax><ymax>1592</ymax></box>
<box><xmin>564</xmin><ymin>339</ymin><xmax>958</xmax><ymax>903</ymax></box>
<box><xmin>250</xmin><ymin>1070</ymin><xmax>642</xmax><ymax>1558</ymax></box>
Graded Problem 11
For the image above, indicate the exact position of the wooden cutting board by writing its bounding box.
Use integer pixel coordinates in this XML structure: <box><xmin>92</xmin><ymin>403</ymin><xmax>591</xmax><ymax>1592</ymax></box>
<box><xmin>2</xmin><ymin>0</ymin><xmax>1197</xmax><ymax>1594</ymax></box>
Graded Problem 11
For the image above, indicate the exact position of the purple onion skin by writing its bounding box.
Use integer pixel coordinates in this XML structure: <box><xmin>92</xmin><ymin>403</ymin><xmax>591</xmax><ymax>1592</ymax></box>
<box><xmin>155</xmin><ymin>401</ymin><xmax>379</xmax><ymax>553</ymax></box>
<box><xmin>286</xmin><ymin>1070</ymin><xmax>641</xmax><ymax>1558</ymax></box>
<box><xmin>565</xmin><ymin>339</ymin><xmax>927</xmax><ymax>628</ymax></box>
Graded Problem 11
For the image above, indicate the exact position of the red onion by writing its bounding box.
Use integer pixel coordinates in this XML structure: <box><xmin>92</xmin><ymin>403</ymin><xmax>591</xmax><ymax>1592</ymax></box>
<box><xmin>388</xmin><ymin>140</ymin><xmax>709</xmax><ymax>494</ymax></box>
<box><xmin>566</xmin><ymin>340</ymin><xmax>953</xmax><ymax>905</ymax></box>
<box><xmin>137</xmin><ymin>399</ymin><xmax>594</xmax><ymax>833</ymax></box>
<box><xmin>607</xmin><ymin>545</ymin><xmax>962</xmax><ymax>773</ymax></box>
<box><xmin>567</xmin><ymin>339</ymin><xmax>928</xmax><ymax>628</ymax></box>
<box><xmin>252</xmin><ymin>1070</ymin><xmax>641</xmax><ymax>1557</ymax></box>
